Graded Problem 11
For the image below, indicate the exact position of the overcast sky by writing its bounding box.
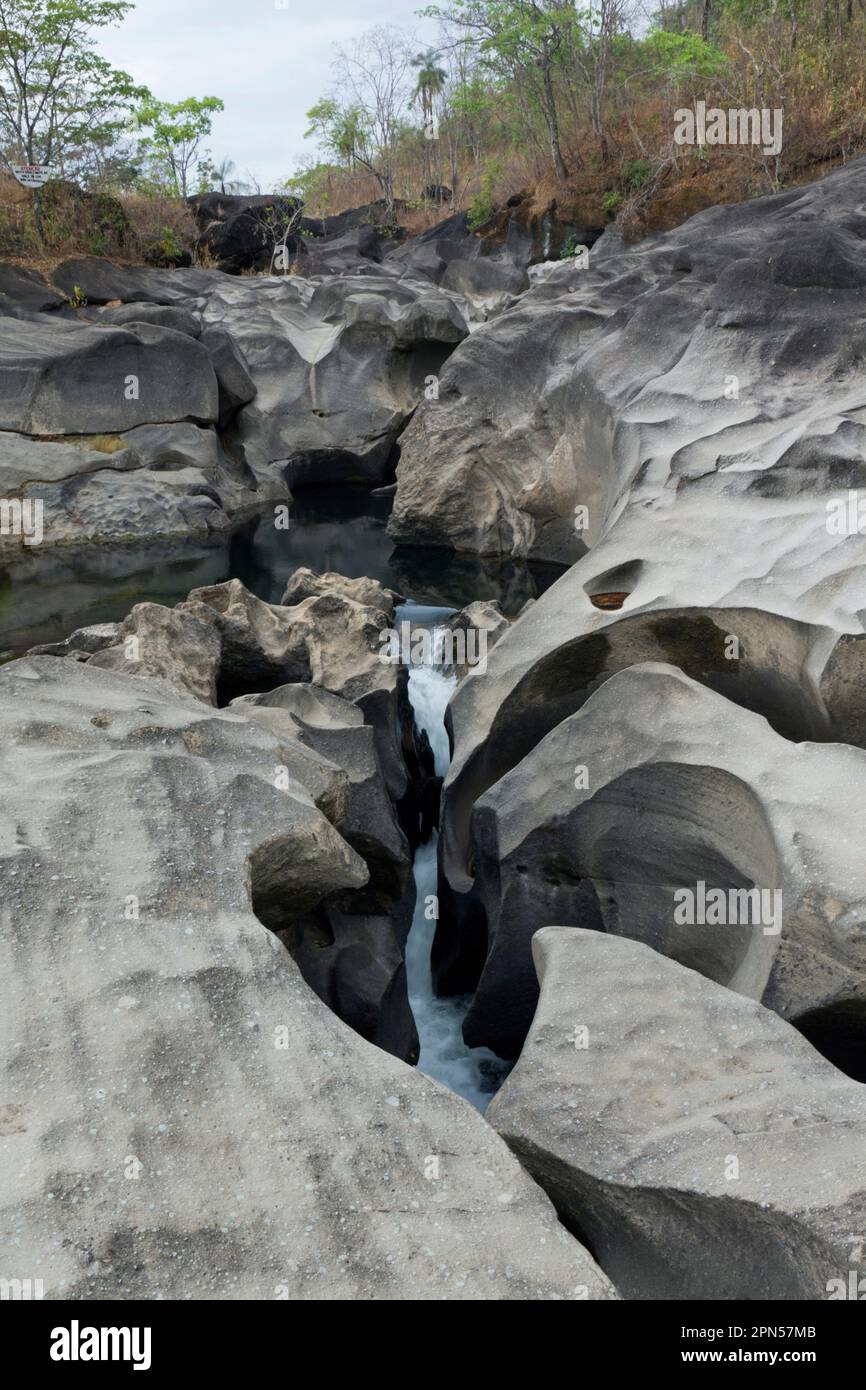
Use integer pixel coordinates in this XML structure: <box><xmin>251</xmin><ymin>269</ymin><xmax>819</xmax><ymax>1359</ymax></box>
<box><xmin>97</xmin><ymin>0</ymin><xmax>438</xmax><ymax>189</ymax></box>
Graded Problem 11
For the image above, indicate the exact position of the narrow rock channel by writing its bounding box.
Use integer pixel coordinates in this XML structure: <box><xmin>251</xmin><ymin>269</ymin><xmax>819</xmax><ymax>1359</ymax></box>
<box><xmin>402</xmin><ymin>608</ymin><xmax>511</xmax><ymax>1110</ymax></box>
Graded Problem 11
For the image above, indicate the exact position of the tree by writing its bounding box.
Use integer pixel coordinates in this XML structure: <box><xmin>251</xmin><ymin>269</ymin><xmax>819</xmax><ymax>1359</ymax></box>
<box><xmin>412</xmin><ymin>47</ymin><xmax>448</xmax><ymax>190</ymax></box>
<box><xmin>412</xmin><ymin>47</ymin><xmax>447</xmax><ymax>133</ymax></box>
<box><xmin>0</xmin><ymin>0</ymin><xmax>146</xmax><ymax>228</ymax></box>
<box><xmin>426</xmin><ymin>1</ymin><xmax>574</xmax><ymax>180</ymax></box>
<box><xmin>567</xmin><ymin>0</ymin><xmax>633</xmax><ymax>165</ymax></box>
<box><xmin>205</xmin><ymin>155</ymin><xmax>237</xmax><ymax>194</ymax></box>
<box><xmin>134</xmin><ymin>95</ymin><xmax>224</xmax><ymax>198</ymax></box>
<box><xmin>306</xmin><ymin>28</ymin><xmax>411</xmax><ymax>211</ymax></box>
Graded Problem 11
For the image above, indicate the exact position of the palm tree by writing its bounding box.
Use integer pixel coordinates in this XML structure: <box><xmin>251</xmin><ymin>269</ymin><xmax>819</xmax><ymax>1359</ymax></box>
<box><xmin>212</xmin><ymin>156</ymin><xmax>236</xmax><ymax>194</ymax></box>
<box><xmin>411</xmin><ymin>48</ymin><xmax>447</xmax><ymax>138</ymax></box>
<box><xmin>411</xmin><ymin>48</ymin><xmax>447</xmax><ymax>193</ymax></box>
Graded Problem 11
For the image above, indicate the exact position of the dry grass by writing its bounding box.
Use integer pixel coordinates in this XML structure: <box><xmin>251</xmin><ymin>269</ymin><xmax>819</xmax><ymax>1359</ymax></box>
<box><xmin>123</xmin><ymin>193</ymin><xmax>197</xmax><ymax>266</ymax></box>
<box><xmin>4</xmin><ymin>27</ymin><xmax>866</xmax><ymax>285</ymax></box>
<box><xmin>0</xmin><ymin>176</ymin><xmax>198</xmax><ymax>274</ymax></box>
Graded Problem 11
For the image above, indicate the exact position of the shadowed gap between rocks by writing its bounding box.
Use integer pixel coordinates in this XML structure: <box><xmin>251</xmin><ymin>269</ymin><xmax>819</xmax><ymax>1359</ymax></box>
<box><xmin>456</xmin><ymin>761</ymin><xmax>781</xmax><ymax>1059</ymax></box>
<box><xmin>499</xmin><ymin>1134</ymin><xmax>840</xmax><ymax>1301</ymax></box>
<box><xmin>793</xmin><ymin>1001</ymin><xmax>866</xmax><ymax>1082</ymax></box>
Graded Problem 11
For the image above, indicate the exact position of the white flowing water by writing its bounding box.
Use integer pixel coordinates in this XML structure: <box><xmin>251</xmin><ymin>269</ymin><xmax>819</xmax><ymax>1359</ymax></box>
<box><xmin>404</xmin><ymin>624</ymin><xmax>510</xmax><ymax>1111</ymax></box>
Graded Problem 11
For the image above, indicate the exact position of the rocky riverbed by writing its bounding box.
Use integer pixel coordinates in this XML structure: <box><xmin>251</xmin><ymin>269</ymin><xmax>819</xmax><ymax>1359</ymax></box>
<box><xmin>2</xmin><ymin>159</ymin><xmax>865</xmax><ymax>1301</ymax></box>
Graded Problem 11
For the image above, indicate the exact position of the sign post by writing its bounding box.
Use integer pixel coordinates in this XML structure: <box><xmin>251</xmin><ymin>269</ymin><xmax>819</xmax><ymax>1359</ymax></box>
<box><xmin>9</xmin><ymin>164</ymin><xmax>58</xmax><ymax>188</ymax></box>
<box><xmin>7</xmin><ymin>164</ymin><xmax>58</xmax><ymax>242</ymax></box>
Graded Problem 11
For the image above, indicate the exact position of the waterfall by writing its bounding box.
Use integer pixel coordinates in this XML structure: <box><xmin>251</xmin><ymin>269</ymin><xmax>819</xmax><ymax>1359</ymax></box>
<box><xmin>404</xmin><ymin>620</ymin><xmax>510</xmax><ymax>1111</ymax></box>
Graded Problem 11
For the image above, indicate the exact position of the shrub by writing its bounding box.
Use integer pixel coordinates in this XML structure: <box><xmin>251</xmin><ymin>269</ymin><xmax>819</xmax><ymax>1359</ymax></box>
<box><xmin>622</xmin><ymin>158</ymin><xmax>653</xmax><ymax>191</ymax></box>
<box><xmin>560</xmin><ymin>232</ymin><xmax>582</xmax><ymax>258</ymax></box>
<box><xmin>39</xmin><ymin>180</ymin><xmax>129</xmax><ymax>257</ymax></box>
<box><xmin>468</xmin><ymin>159</ymin><xmax>503</xmax><ymax>232</ymax></box>
<box><xmin>124</xmin><ymin>193</ymin><xmax>197</xmax><ymax>266</ymax></box>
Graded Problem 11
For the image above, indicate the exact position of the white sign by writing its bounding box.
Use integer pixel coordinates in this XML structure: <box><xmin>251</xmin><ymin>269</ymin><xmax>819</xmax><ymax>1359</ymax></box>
<box><xmin>9</xmin><ymin>164</ymin><xmax>58</xmax><ymax>189</ymax></box>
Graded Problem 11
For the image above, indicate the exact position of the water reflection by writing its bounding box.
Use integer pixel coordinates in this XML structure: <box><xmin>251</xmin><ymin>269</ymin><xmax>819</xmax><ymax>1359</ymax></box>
<box><xmin>0</xmin><ymin>535</ymin><xmax>230</xmax><ymax>656</ymax></box>
<box><xmin>233</xmin><ymin>487</ymin><xmax>565</xmax><ymax>616</ymax></box>
<box><xmin>1</xmin><ymin>486</ymin><xmax>566</xmax><ymax>655</ymax></box>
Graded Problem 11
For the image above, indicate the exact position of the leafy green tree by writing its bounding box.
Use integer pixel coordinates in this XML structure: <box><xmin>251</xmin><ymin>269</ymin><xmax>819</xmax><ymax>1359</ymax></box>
<box><xmin>0</xmin><ymin>0</ymin><xmax>146</xmax><ymax>172</ymax></box>
<box><xmin>425</xmin><ymin>1</ymin><xmax>576</xmax><ymax>178</ymax></box>
<box><xmin>640</xmin><ymin>27</ymin><xmax>727</xmax><ymax>82</ymax></box>
<box><xmin>134</xmin><ymin>95</ymin><xmax>224</xmax><ymax>198</ymax></box>
<box><xmin>305</xmin><ymin>98</ymin><xmax>368</xmax><ymax>168</ymax></box>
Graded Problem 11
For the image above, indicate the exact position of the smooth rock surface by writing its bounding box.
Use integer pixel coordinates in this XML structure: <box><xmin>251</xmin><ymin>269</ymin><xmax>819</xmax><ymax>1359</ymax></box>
<box><xmin>489</xmin><ymin>927</ymin><xmax>866</xmax><ymax>1301</ymax></box>
<box><xmin>0</xmin><ymin>656</ymin><xmax>616</xmax><ymax>1300</ymax></box>
<box><xmin>0</xmin><ymin>424</ymin><xmax>282</xmax><ymax>551</ymax></box>
<box><xmin>456</xmin><ymin>663</ymin><xmax>866</xmax><ymax>1058</ymax></box>
<box><xmin>197</xmin><ymin>272</ymin><xmax>469</xmax><ymax>486</ymax></box>
<box><xmin>0</xmin><ymin>316</ymin><xmax>219</xmax><ymax>435</ymax></box>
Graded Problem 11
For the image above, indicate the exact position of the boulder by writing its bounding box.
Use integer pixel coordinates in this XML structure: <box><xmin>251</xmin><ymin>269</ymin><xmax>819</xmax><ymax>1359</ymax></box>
<box><xmin>281</xmin><ymin>566</ymin><xmax>402</xmax><ymax>614</ymax></box>
<box><xmin>0</xmin><ymin>262</ymin><xmax>66</xmax><ymax>318</ymax></box>
<box><xmin>489</xmin><ymin>927</ymin><xmax>866</xmax><ymax>1301</ymax></box>
<box><xmin>430</xmin><ymin>163</ymin><xmax>866</xmax><ymax>988</ymax></box>
<box><xmin>96</xmin><ymin>303</ymin><xmax>202</xmax><ymax>337</ymax></box>
<box><xmin>390</xmin><ymin>156</ymin><xmax>866</xmax><ymax>562</ymax></box>
<box><xmin>233</xmin><ymin>682</ymin><xmax>408</xmax><ymax>883</ymax></box>
<box><xmin>297</xmin><ymin>225</ymin><xmax>393</xmax><ymax>277</ymax></box>
<box><xmin>0</xmin><ymin>656</ymin><xmax>619</xmax><ymax>1299</ymax></box>
<box><xmin>198</xmin><ymin>326</ymin><xmax>257</xmax><ymax>427</ymax></box>
<box><xmin>188</xmin><ymin>194</ymin><xmax>406</xmax><ymax>276</ymax></box>
<box><xmin>197</xmin><ymin>271</ymin><xmax>469</xmax><ymax>487</ymax></box>
<box><xmin>0</xmin><ymin>317</ymin><xmax>219</xmax><ymax>435</ymax></box>
<box><xmin>233</xmin><ymin>681</ymin><xmax>416</xmax><ymax>1060</ymax></box>
<box><xmin>228</xmin><ymin>683</ymin><xmax>361</xmax><ymax>823</ymax></box>
<box><xmin>384</xmin><ymin>210</ymin><xmax>529</xmax><ymax>316</ymax></box>
<box><xmin>189</xmin><ymin>192</ymin><xmax>303</xmax><ymax>273</ymax></box>
<box><xmin>0</xmin><ymin>424</ymin><xmax>283</xmax><ymax>551</ymax></box>
<box><xmin>79</xmin><ymin>578</ymin><xmax>413</xmax><ymax>812</ymax></box>
<box><xmin>52</xmin><ymin>256</ymin><xmax>235</xmax><ymax>306</ymax></box>
<box><xmin>454</xmin><ymin>663</ymin><xmax>866</xmax><ymax>1059</ymax></box>
<box><xmin>299</xmin><ymin>199</ymin><xmax>406</xmax><ymax>242</ymax></box>
<box><xmin>31</xmin><ymin>622</ymin><xmax>120</xmax><ymax>659</ymax></box>
<box><xmin>437</xmin><ymin>541</ymin><xmax>866</xmax><ymax>989</ymax></box>
<box><xmin>446</xmin><ymin>600</ymin><xmax>509</xmax><ymax>680</ymax></box>
<box><xmin>88</xmin><ymin>600</ymin><xmax>222</xmax><ymax>703</ymax></box>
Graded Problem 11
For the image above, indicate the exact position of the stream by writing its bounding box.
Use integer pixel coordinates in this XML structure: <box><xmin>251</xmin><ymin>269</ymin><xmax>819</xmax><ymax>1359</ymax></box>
<box><xmin>3</xmin><ymin>488</ymin><xmax>562</xmax><ymax>1106</ymax></box>
<box><xmin>402</xmin><ymin>617</ymin><xmax>513</xmax><ymax>1110</ymax></box>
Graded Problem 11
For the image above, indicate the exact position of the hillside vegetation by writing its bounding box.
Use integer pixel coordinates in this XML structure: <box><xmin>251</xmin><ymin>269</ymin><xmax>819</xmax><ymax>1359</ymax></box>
<box><xmin>1</xmin><ymin>0</ymin><xmax>864</xmax><ymax>270</ymax></box>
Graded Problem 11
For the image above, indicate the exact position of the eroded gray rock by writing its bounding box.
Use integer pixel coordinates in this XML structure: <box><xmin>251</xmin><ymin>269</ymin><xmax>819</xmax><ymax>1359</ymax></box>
<box><xmin>0</xmin><ymin>262</ymin><xmax>67</xmax><ymax>318</ymax></box>
<box><xmin>281</xmin><ymin>567</ymin><xmax>402</xmax><ymax>614</ymax></box>
<box><xmin>453</xmin><ymin>663</ymin><xmax>866</xmax><ymax>1058</ymax></box>
<box><xmin>232</xmin><ymin>680</ymin><xmax>416</xmax><ymax>1059</ymax></box>
<box><xmin>0</xmin><ymin>317</ymin><xmax>219</xmax><ymax>435</ymax></box>
<box><xmin>391</xmin><ymin>157</ymin><xmax>866</xmax><ymax>567</ymax></box>
<box><xmin>0</xmin><ymin>656</ymin><xmax>616</xmax><ymax>1301</ymax></box>
<box><xmin>0</xmin><ymin>425</ymin><xmax>282</xmax><ymax>551</ymax></box>
<box><xmin>197</xmin><ymin>272</ymin><xmax>469</xmax><ymax>486</ymax></box>
<box><xmin>489</xmin><ymin>927</ymin><xmax>866</xmax><ymax>1301</ymax></box>
<box><xmin>51</xmin><ymin>256</ymin><xmax>235</xmax><ymax>306</ymax></box>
